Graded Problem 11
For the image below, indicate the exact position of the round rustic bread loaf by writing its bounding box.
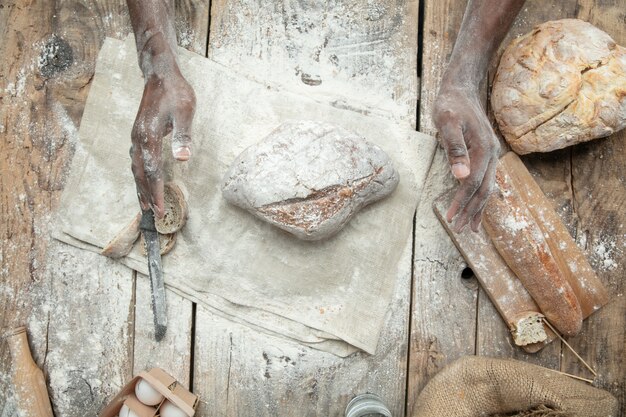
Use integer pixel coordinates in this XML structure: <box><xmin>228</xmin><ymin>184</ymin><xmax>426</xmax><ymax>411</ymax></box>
<box><xmin>492</xmin><ymin>19</ymin><xmax>626</xmax><ymax>154</ymax></box>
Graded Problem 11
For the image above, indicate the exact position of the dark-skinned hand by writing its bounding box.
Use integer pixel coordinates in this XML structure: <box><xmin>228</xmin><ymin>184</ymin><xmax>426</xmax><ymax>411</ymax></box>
<box><xmin>433</xmin><ymin>85</ymin><xmax>500</xmax><ymax>233</ymax></box>
<box><xmin>130</xmin><ymin>62</ymin><xmax>196</xmax><ymax>218</ymax></box>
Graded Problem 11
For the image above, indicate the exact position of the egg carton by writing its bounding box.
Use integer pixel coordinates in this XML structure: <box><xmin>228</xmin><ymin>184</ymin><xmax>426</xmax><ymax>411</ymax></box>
<box><xmin>99</xmin><ymin>368</ymin><xmax>198</xmax><ymax>417</ymax></box>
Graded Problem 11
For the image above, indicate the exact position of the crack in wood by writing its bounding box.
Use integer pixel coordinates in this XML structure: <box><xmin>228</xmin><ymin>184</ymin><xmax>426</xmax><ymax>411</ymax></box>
<box><xmin>226</xmin><ymin>333</ymin><xmax>233</xmax><ymax>404</ymax></box>
<box><xmin>414</xmin><ymin>257</ymin><xmax>449</xmax><ymax>271</ymax></box>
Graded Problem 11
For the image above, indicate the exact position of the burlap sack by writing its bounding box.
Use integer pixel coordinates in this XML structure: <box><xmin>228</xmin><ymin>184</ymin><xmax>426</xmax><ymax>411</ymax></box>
<box><xmin>412</xmin><ymin>356</ymin><xmax>619</xmax><ymax>417</ymax></box>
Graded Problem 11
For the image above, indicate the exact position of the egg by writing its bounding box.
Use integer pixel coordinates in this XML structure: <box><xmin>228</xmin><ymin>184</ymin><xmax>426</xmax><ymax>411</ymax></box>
<box><xmin>159</xmin><ymin>400</ymin><xmax>187</xmax><ymax>417</ymax></box>
<box><xmin>119</xmin><ymin>404</ymin><xmax>139</xmax><ymax>417</ymax></box>
<box><xmin>134</xmin><ymin>378</ymin><xmax>164</xmax><ymax>406</ymax></box>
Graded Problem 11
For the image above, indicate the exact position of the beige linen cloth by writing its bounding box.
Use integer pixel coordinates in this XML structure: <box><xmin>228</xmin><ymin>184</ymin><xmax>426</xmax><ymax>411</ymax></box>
<box><xmin>54</xmin><ymin>37</ymin><xmax>436</xmax><ymax>356</ymax></box>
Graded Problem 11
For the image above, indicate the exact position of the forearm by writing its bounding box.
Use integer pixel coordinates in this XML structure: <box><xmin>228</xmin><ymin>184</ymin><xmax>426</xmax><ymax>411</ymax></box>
<box><xmin>127</xmin><ymin>0</ymin><xmax>179</xmax><ymax>78</ymax></box>
<box><xmin>442</xmin><ymin>0</ymin><xmax>525</xmax><ymax>90</ymax></box>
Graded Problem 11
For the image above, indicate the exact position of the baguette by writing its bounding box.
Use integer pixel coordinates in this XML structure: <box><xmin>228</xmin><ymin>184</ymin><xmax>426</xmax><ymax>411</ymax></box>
<box><xmin>500</xmin><ymin>152</ymin><xmax>609</xmax><ymax>316</ymax></box>
<box><xmin>482</xmin><ymin>165</ymin><xmax>583</xmax><ymax>336</ymax></box>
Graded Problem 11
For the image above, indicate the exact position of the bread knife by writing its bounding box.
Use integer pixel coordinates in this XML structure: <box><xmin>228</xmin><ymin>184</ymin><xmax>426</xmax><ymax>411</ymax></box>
<box><xmin>140</xmin><ymin>209</ymin><xmax>168</xmax><ymax>341</ymax></box>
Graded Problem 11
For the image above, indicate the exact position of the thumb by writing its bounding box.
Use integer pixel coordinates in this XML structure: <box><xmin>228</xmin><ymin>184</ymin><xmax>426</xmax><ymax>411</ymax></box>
<box><xmin>439</xmin><ymin>123</ymin><xmax>470</xmax><ymax>179</ymax></box>
<box><xmin>171</xmin><ymin>105</ymin><xmax>194</xmax><ymax>161</ymax></box>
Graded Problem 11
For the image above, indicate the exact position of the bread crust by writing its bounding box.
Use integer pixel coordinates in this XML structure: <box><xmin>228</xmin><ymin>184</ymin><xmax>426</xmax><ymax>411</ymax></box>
<box><xmin>483</xmin><ymin>165</ymin><xmax>583</xmax><ymax>336</ymax></box>
<box><xmin>492</xmin><ymin>19</ymin><xmax>626</xmax><ymax>154</ymax></box>
<box><xmin>101</xmin><ymin>212</ymin><xmax>142</xmax><ymax>258</ymax></box>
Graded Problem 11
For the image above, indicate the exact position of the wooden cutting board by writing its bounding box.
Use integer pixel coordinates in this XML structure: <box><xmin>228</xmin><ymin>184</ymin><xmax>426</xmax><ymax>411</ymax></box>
<box><xmin>434</xmin><ymin>152</ymin><xmax>609</xmax><ymax>352</ymax></box>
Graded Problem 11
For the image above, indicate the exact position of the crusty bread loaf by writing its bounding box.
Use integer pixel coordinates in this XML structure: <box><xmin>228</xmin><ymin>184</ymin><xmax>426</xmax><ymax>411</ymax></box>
<box><xmin>482</xmin><ymin>164</ymin><xmax>583</xmax><ymax>336</ymax></box>
<box><xmin>500</xmin><ymin>153</ymin><xmax>609</xmax><ymax>317</ymax></box>
<box><xmin>221</xmin><ymin>121</ymin><xmax>399</xmax><ymax>240</ymax></box>
<box><xmin>492</xmin><ymin>19</ymin><xmax>626</xmax><ymax>154</ymax></box>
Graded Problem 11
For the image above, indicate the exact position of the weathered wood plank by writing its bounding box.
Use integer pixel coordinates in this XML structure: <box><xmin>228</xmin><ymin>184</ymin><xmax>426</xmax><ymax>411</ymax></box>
<box><xmin>417</xmin><ymin>0</ymin><xmax>467</xmax><ymax>136</ymax></box>
<box><xmin>0</xmin><ymin>1</ymin><xmax>136</xmax><ymax>415</ymax></box>
<box><xmin>565</xmin><ymin>140</ymin><xmax>626</xmax><ymax>407</ymax></box>
<box><xmin>175</xmin><ymin>0</ymin><xmax>210</xmax><ymax>56</ymax></box>
<box><xmin>407</xmin><ymin>149</ymin><xmax>478</xmax><ymax>415</ymax></box>
<box><xmin>0</xmin><ymin>0</ymin><xmax>202</xmax><ymax>416</ymax></box>
<box><xmin>483</xmin><ymin>0</ymin><xmax>625</xmax><ymax>409</ymax></box>
<box><xmin>486</xmin><ymin>0</ymin><xmax>624</xmax><ymax>407</ymax></box>
<box><xmin>209</xmin><ymin>0</ymin><xmax>420</xmax><ymax>126</ymax></box>
<box><xmin>1</xmin><ymin>0</ymin><xmax>208</xmax><ymax>412</ymax></box>
<box><xmin>563</xmin><ymin>0</ymin><xmax>626</xmax><ymax>405</ymax></box>
<box><xmin>0</xmin><ymin>0</ymin><xmax>110</xmax><ymax>414</ymax></box>
<box><xmin>132</xmin><ymin>275</ymin><xmax>193</xmax><ymax>386</ymax></box>
<box><xmin>29</xmin><ymin>244</ymin><xmax>135</xmax><ymax>415</ymax></box>
<box><xmin>39</xmin><ymin>2</ymin><xmax>136</xmax><ymax>415</ymax></box>
<box><xmin>407</xmin><ymin>1</ymin><xmax>479</xmax><ymax>414</ymax></box>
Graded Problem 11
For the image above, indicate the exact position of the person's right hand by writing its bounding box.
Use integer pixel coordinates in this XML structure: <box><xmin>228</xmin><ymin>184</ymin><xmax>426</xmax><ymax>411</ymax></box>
<box><xmin>433</xmin><ymin>84</ymin><xmax>501</xmax><ymax>232</ymax></box>
<box><xmin>130</xmin><ymin>64</ymin><xmax>196</xmax><ymax>218</ymax></box>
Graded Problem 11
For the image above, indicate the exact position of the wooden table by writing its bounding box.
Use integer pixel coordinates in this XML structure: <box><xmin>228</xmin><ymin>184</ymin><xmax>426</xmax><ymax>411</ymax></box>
<box><xmin>1</xmin><ymin>0</ymin><xmax>624</xmax><ymax>415</ymax></box>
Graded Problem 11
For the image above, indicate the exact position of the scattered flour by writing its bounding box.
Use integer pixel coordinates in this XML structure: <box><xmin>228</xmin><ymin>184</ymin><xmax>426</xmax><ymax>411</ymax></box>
<box><xmin>503</xmin><ymin>214</ymin><xmax>529</xmax><ymax>233</ymax></box>
<box><xmin>592</xmin><ymin>238</ymin><xmax>620</xmax><ymax>271</ymax></box>
<box><xmin>208</xmin><ymin>0</ymin><xmax>416</xmax><ymax>125</ymax></box>
<box><xmin>3</xmin><ymin>69</ymin><xmax>27</xmax><ymax>97</ymax></box>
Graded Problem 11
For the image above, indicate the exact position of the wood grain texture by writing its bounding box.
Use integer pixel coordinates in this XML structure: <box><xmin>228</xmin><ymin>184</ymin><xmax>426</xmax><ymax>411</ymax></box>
<box><xmin>209</xmin><ymin>0</ymin><xmax>420</xmax><ymax>127</ymax></box>
<box><xmin>0</xmin><ymin>0</ymin><xmax>200</xmax><ymax>414</ymax></box>
<box><xmin>30</xmin><ymin>244</ymin><xmax>135</xmax><ymax>416</ymax></box>
<box><xmin>0</xmin><ymin>1</ymin><xmax>131</xmax><ymax>415</ymax></box>
<box><xmin>408</xmin><ymin>2</ymin><xmax>479</xmax><ymax>414</ymax></box>
<box><xmin>175</xmin><ymin>0</ymin><xmax>210</xmax><ymax>56</ymax></box>
<box><xmin>433</xmin><ymin>189</ymin><xmax>558</xmax><ymax>354</ymax></box>
<box><xmin>132</xmin><ymin>275</ymin><xmax>193</xmax><ymax>386</ymax></box>
<box><xmin>475</xmin><ymin>0</ymin><xmax>580</xmax><ymax>369</ymax></box>
<box><xmin>35</xmin><ymin>1</ymin><xmax>136</xmax><ymax>415</ymax></box>
<box><xmin>407</xmin><ymin>149</ymin><xmax>478</xmax><ymax>416</ymax></box>
<box><xmin>412</xmin><ymin>2</ymin><xmax>623</xmax><ymax>413</ymax></box>
<box><xmin>1</xmin><ymin>0</ymin><xmax>624</xmax><ymax>415</ymax></box>
<box><xmin>564</xmin><ymin>0</ymin><xmax>626</xmax><ymax>404</ymax></box>
<box><xmin>418</xmin><ymin>0</ymin><xmax>467</xmax><ymax>136</ymax></box>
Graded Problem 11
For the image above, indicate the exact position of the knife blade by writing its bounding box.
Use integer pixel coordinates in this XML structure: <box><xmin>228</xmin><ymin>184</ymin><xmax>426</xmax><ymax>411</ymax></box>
<box><xmin>140</xmin><ymin>209</ymin><xmax>168</xmax><ymax>341</ymax></box>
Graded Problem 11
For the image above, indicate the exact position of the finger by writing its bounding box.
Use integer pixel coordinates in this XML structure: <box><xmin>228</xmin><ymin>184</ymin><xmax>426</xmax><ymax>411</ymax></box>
<box><xmin>136</xmin><ymin>115</ymin><xmax>166</xmax><ymax>218</ymax></box>
<box><xmin>439</xmin><ymin>123</ymin><xmax>471</xmax><ymax>180</ymax></box>
<box><xmin>470</xmin><ymin>206</ymin><xmax>484</xmax><ymax>232</ymax></box>
<box><xmin>141</xmin><ymin>145</ymin><xmax>165</xmax><ymax>219</ymax></box>
<box><xmin>469</xmin><ymin>159</ymin><xmax>498</xmax><ymax>232</ymax></box>
<box><xmin>446</xmin><ymin>145</ymin><xmax>491</xmax><ymax>224</ymax></box>
<box><xmin>130</xmin><ymin>144</ymin><xmax>151</xmax><ymax>211</ymax></box>
<box><xmin>171</xmin><ymin>96</ymin><xmax>195</xmax><ymax>161</ymax></box>
<box><xmin>454</xmin><ymin>156</ymin><xmax>497</xmax><ymax>232</ymax></box>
